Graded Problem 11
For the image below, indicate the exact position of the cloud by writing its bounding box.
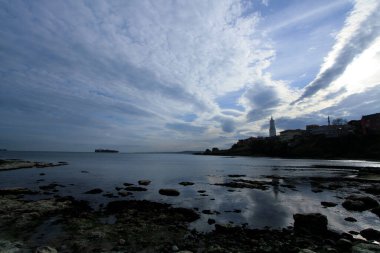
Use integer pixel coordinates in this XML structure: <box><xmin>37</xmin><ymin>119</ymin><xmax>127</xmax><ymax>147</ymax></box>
<box><xmin>295</xmin><ymin>0</ymin><xmax>380</xmax><ymax>102</ymax></box>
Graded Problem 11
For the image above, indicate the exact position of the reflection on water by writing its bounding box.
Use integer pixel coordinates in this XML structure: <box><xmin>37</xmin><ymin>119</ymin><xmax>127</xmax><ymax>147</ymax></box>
<box><xmin>1</xmin><ymin>151</ymin><xmax>380</xmax><ymax>233</ymax></box>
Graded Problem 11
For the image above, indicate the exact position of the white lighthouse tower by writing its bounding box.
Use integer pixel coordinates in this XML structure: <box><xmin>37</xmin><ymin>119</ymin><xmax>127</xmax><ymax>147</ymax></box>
<box><xmin>269</xmin><ymin>116</ymin><xmax>276</xmax><ymax>137</ymax></box>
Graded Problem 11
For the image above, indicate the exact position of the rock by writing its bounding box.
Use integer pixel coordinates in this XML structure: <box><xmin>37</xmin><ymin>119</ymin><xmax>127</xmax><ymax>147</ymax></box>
<box><xmin>115</xmin><ymin>186</ymin><xmax>123</xmax><ymax>191</ymax></box>
<box><xmin>371</xmin><ymin>207</ymin><xmax>380</xmax><ymax>218</ymax></box>
<box><xmin>349</xmin><ymin>231</ymin><xmax>359</xmax><ymax>235</ymax></box>
<box><xmin>0</xmin><ymin>187</ymin><xmax>37</xmax><ymax>195</ymax></box>
<box><xmin>138</xmin><ymin>180</ymin><xmax>151</xmax><ymax>186</ymax></box>
<box><xmin>39</xmin><ymin>173</ymin><xmax>45</xmax><ymax>176</ymax></box>
<box><xmin>172</xmin><ymin>245</ymin><xmax>179</xmax><ymax>251</ymax></box>
<box><xmin>208</xmin><ymin>218</ymin><xmax>216</xmax><ymax>225</ymax></box>
<box><xmin>84</xmin><ymin>188</ymin><xmax>103</xmax><ymax>194</ymax></box>
<box><xmin>228</xmin><ymin>174</ymin><xmax>246</xmax><ymax>177</ymax></box>
<box><xmin>321</xmin><ymin>201</ymin><xmax>338</xmax><ymax>207</ymax></box>
<box><xmin>293</xmin><ymin>213</ymin><xmax>328</xmax><ymax>235</ymax></box>
<box><xmin>119</xmin><ymin>239</ymin><xmax>125</xmax><ymax>245</ymax></box>
<box><xmin>81</xmin><ymin>170</ymin><xmax>89</xmax><ymax>173</ymax></box>
<box><xmin>198</xmin><ymin>190</ymin><xmax>206</xmax><ymax>193</ymax></box>
<box><xmin>118</xmin><ymin>190</ymin><xmax>132</xmax><ymax>197</ymax></box>
<box><xmin>39</xmin><ymin>183</ymin><xmax>65</xmax><ymax>191</ymax></box>
<box><xmin>336</xmin><ymin>238</ymin><xmax>352</xmax><ymax>251</ymax></box>
<box><xmin>123</xmin><ymin>183</ymin><xmax>134</xmax><ymax>186</ymax></box>
<box><xmin>159</xmin><ymin>189</ymin><xmax>180</xmax><ymax>196</ymax></box>
<box><xmin>345</xmin><ymin>217</ymin><xmax>357</xmax><ymax>222</ymax></box>
<box><xmin>35</xmin><ymin>246</ymin><xmax>58</xmax><ymax>253</ymax></box>
<box><xmin>179</xmin><ymin>181</ymin><xmax>194</xmax><ymax>186</ymax></box>
<box><xmin>124</xmin><ymin>186</ymin><xmax>147</xmax><ymax>191</ymax></box>
<box><xmin>352</xmin><ymin>243</ymin><xmax>380</xmax><ymax>253</ymax></box>
<box><xmin>299</xmin><ymin>250</ymin><xmax>316</xmax><ymax>253</ymax></box>
<box><xmin>360</xmin><ymin>228</ymin><xmax>380</xmax><ymax>241</ymax></box>
<box><xmin>362</xmin><ymin>185</ymin><xmax>380</xmax><ymax>195</ymax></box>
<box><xmin>342</xmin><ymin>195</ymin><xmax>379</xmax><ymax>211</ymax></box>
<box><xmin>177</xmin><ymin>251</ymin><xmax>193</xmax><ymax>253</ymax></box>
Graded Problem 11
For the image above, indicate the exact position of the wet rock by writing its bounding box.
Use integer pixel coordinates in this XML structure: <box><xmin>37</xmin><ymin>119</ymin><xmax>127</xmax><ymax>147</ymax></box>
<box><xmin>84</xmin><ymin>188</ymin><xmax>103</xmax><ymax>194</ymax></box>
<box><xmin>233</xmin><ymin>209</ymin><xmax>241</xmax><ymax>213</ymax></box>
<box><xmin>138</xmin><ymin>180</ymin><xmax>151</xmax><ymax>186</ymax></box>
<box><xmin>312</xmin><ymin>189</ymin><xmax>323</xmax><ymax>193</ymax></box>
<box><xmin>215</xmin><ymin>179</ymin><xmax>269</xmax><ymax>190</ymax></box>
<box><xmin>179</xmin><ymin>181</ymin><xmax>194</xmax><ymax>186</ymax></box>
<box><xmin>123</xmin><ymin>183</ymin><xmax>134</xmax><ymax>186</ymax></box>
<box><xmin>39</xmin><ymin>183</ymin><xmax>65</xmax><ymax>191</ymax></box>
<box><xmin>362</xmin><ymin>185</ymin><xmax>380</xmax><ymax>195</ymax></box>
<box><xmin>103</xmin><ymin>193</ymin><xmax>117</xmax><ymax>198</ymax></box>
<box><xmin>0</xmin><ymin>187</ymin><xmax>38</xmax><ymax>195</ymax></box>
<box><xmin>81</xmin><ymin>170</ymin><xmax>89</xmax><ymax>173</ymax></box>
<box><xmin>39</xmin><ymin>173</ymin><xmax>45</xmax><ymax>176</ymax></box>
<box><xmin>352</xmin><ymin>243</ymin><xmax>380</xmax><ymax>253</ymax></box>
<box><xmin>360</xmin><ymin>228</ymin><xmax>380</xmax><ymax>241</ymax></box>
<box><xmin>345</xmin><ymin>217</ymin><xmax>357</xmax><ymax>222</ymax></box>
<box><xmin>172</xmin><ymin>245</ymin><xmax>179</xmax><ymax>251</ymax></box>
<box><xmin>371</xmin><ymin>207</ymin><xmax>380</xmax><ymax>218</ymax></box>
<box><xmin>197</xmin><ymin>190</ymin><xmax>206</xmax><ymax>193</ymax></box>
<box><xmin>228</xmin><ymin>174</ymin><xmax>246</xmax><ymax>178</ymax></box>
<box><xmin>159</xmin><ymin>189</ymin><xmax>180</xmax><ymax>196</ymax></box>
<box><xmin>299</xmin><ymin>250</ymin><xmax>316</xmax><ymax>253</ymax></box>
<box><xmin>208</xmin><ymin>218</ymin><xmax>216</xmax><ymax>225</ymax></box>
<box><xmin>35</xmin><ymin>246</ymin><xmax>58</xmax><ymax>253</ymax></box>
<box><xmin>321</xmin><ymin>201</ymin><xmax>338</xmax><ymax>208</ymax></box>
<box><xmin>342</xmin><ymin>195</ymin><xmax>379</xmax><ymax>211</ymax></box>
<box><xmin>119</xmin><ymin>239</ymin><xmax>125</xmax><ymax>245</ymax></box>
<box><xmin>336</xmin><ymin>238</ymin><xmax>352</xmax><ymax>251</ymax></box>
<box><xmin>293</xmin><ymin>213</ymin><xmax>328</xmax><ymax>235</ymax></box>
<box><xmin>115</xmin><ymin>186</ymin><xmax>123</xmax><ymax>191</ymax></box>
<box><xmin>118</xmin><ymin>190</ymin><xmax>132</xmax><ymax>197</ymax></box>
<box><xmin>124</xmin><ymin>186</ymin><xmax>147</xmax><ymax>191</ymax></box>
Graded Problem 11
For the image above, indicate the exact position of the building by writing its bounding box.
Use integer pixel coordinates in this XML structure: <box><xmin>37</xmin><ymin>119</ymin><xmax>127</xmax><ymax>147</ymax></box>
<box><xmin>361</xmin><ymin>113</ymin><xmax>380</xmax><ymax>135</ymax></box>
<box><xmin>269</xmin><ymin>116</ymin><xmax>276</xmax><ymax>137</ymax></box>
<box><xmin>306</xmin><ymin>124</ymin><xmax>354</xmax><ymax>138</ymax></box>
<box><xmin>279</xmin><ymin>129</ymin><xmax>305</xmax><ymax>142</ymax></box>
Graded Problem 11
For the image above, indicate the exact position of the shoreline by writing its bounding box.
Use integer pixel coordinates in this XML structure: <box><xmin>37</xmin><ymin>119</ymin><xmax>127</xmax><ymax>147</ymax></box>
<box><xmin>1</xmin><ymin>156</ymin><xmax>380</xmax><ymax>252</ymax></box>
<box><xmin>0</xmin><ymin>159</ymin><xmax>68</xmax><ymax>171</ymax></box>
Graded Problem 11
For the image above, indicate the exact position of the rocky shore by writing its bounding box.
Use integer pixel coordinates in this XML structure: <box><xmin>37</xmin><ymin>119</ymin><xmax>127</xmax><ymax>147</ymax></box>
<box><xmin>0</xmin><ymin>159</ymin><xmax>68</xmax><ymax>171</ymax></box>
<box><xmin>1</xmin><ymin>170</ymin><xmax>380</xmax><ymax>253</ymax></box>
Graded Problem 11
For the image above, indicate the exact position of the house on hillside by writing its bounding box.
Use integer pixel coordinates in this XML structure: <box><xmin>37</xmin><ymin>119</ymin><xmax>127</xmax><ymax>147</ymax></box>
<box><xmin>279</xmin><ymin>129</ymin><xmax>305</xmax><ymax>142</ymax></box>
<box><xmin>361</xmin><ymin>113</ymin><xmax>380</xmax><ymax>135</ymax></box>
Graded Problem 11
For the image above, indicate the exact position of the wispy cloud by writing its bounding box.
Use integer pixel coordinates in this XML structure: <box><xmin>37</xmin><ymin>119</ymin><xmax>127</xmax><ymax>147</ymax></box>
<box><xmin>295</xmin><ymin>0</ymin><xmax>380</xmax><ymax>103</ymax></box>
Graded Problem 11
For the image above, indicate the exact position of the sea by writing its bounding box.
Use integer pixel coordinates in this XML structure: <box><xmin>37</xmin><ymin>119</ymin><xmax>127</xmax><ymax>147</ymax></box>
<box><xmin>1</xmin><ymin>151</ymin><xmax>380</xmax><ymax>233</ymax></box>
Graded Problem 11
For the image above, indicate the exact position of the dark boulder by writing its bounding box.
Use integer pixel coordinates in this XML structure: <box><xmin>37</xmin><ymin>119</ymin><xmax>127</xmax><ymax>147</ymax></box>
<box><xmin>360</xmin><ymin>228</ymin><xmax>380</xmax><ymax>241</ymax></box>
<box><xmin>321</xmin><ymin>201</ymin><xmax>338</xmax><ymax>207</ymax></box>
<box><xmin>293</xmin><ymin>213</ymin><xmax>328</xmax><ymax>235</ymax></box>
<box><xmin>124</xmin><ymin>186</ymin><xmax>147</xmax><ymax>191</ymax></box>
<box><xmin>179</xmin><ymin>181</ymin><xmax>194</xmax><ymax>186</ymax></box>
<box><xmin>84</xmin><ymin>188</ymin><xmax>103</xmax><ymax>194</ymax></box>
<box><xmin>138</xmin><ymin>180</ymin><xmax>151</xmax><ymax>186</ymax></box>
<box><xmin>159</xmin><ymin>189</ymin><xmax>180</xmax><ymax>196</ymax></box>
<box><xmin>344</xmin><ymin>217</ymin><xmax>357</xmax><ymax>222</ymax></box>
<box><xmin>371</xmin><ymin>207</ymin><xmax>380</xmax><ymax>218</ymax></box>
<box><xmin>342</xmin><ymin>195</ymin><xmax>379</xmax><ymax>211</ymax></box>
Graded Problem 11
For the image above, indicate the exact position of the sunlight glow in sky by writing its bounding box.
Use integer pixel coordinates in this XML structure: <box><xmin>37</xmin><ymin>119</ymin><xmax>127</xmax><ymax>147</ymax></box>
<box><xmin>1</xmin><ymin>0</ymin><xmax>380</xmax><ymax>151</ymax></box>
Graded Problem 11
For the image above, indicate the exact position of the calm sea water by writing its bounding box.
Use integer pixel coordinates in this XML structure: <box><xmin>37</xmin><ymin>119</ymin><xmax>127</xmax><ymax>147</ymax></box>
<box><xmin>1</xmin><ymin>151</ymin><xmax>380</xmax><ymax>233</ymax></box>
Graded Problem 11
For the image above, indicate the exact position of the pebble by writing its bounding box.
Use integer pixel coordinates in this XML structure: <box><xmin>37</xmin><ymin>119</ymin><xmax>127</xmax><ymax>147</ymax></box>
<box><xmin>172</xmin><ymin>245</ymin><xmax>179</xmax><ymax>251</ymax></box>
<box><xmin>35</xmin><ymin>246</ymin><xmax>58</xmax><ymax>253</ymax></box>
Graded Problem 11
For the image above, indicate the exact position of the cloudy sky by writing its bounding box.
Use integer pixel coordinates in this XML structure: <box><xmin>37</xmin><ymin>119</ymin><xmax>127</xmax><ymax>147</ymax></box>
<box><xmin>1</xmin><ymin>0</ymin><xmax>380</xmax><ymax>152</ymax></box>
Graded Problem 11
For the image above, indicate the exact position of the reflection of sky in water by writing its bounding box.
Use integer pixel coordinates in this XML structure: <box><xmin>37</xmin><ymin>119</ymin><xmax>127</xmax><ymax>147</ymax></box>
<box><xmin>1</xmin><ymin>151</ymin><xmax>380</xmax><ymax>233</ymax></box>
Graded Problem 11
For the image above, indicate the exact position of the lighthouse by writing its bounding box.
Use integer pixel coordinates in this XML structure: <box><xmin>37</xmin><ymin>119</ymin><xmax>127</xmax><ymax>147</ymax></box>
<box><xmin>269</xmin><ymin>116</ymin><xmax>276</xmax><ymax>137</ymax></box>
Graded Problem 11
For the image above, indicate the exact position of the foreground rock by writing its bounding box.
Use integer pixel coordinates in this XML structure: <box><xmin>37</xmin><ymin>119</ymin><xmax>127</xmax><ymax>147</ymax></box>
<box><xmin>293</xmin><ymin>213</ymin><xmax>328</xmax><ymax>235</ymax></box>
<box><xmin>342</xmin><ymin>195</ymin><xmax>379</xmax><ymax>211</ymax></box>
<box><xmin>179</xmin><ymin>181</ymin><xmax>194</xmax><ymax>186</ymax></box>
<box><xmin>159</xmin><ymin>188</ymin><xmax>180</xmax><ymax>196</ymax></box>
<box><xmin>0</xmin><ymin>187</ymin><xmax>38</xmax><ymax>195</ymax></box>
<box><xmin>360</xmin><ymin>228</ymin><xmax>380</xmax><ymax>241</ymax></box>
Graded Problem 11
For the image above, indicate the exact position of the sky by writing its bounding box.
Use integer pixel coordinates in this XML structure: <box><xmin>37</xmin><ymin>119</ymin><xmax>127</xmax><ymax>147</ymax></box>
<box><xmin>1</xmin><ymin>0</ymin><xmax>380</xmax><ymax>152</ymax></box>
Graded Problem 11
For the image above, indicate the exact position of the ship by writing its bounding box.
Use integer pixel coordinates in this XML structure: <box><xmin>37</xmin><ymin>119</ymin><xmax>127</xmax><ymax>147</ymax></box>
<box><xmin>94</xmin><ymin>149</ymin><xmax>119</xmax><ymax>153</ymax></box>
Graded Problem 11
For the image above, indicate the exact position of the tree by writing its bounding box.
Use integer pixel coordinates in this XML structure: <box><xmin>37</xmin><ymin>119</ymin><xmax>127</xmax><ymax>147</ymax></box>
<box><xmin>332</xmin><ymin>118</ymin><xmax>348</xmax><ymax>125</ymax></box>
